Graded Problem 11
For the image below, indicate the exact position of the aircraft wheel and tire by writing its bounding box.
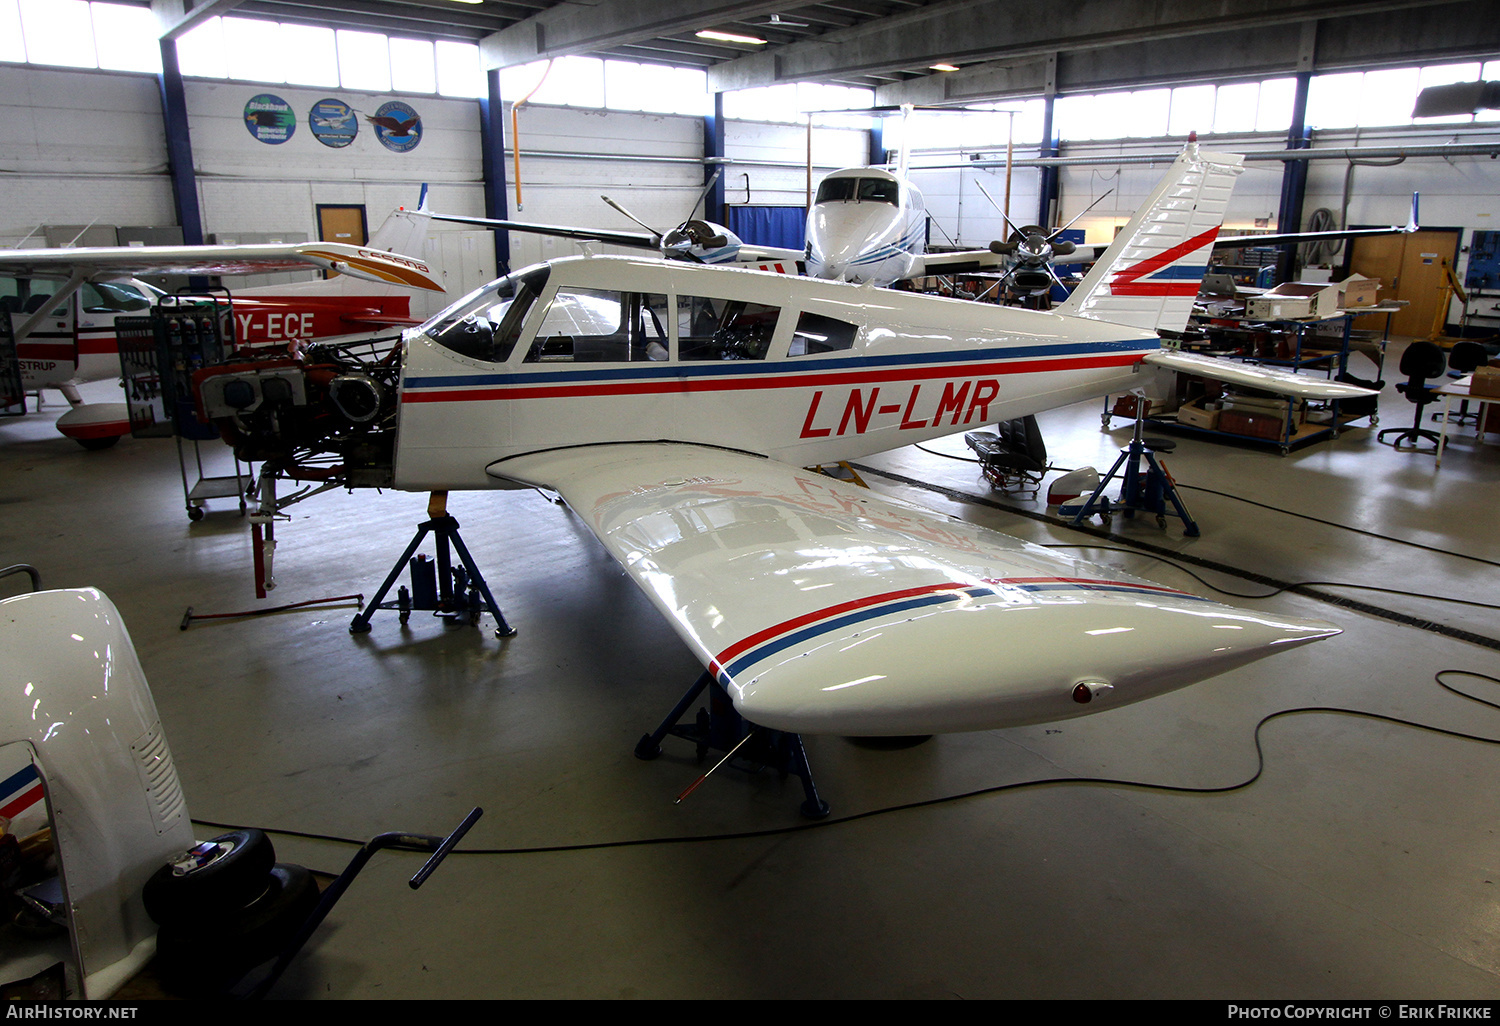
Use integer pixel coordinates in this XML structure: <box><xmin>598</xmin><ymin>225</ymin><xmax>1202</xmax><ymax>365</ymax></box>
<box><xmin>154</xmin><ymin>864</ymin><xmax>321</xmax><ymax>996</ymax></box>
<box><xmin>846</xmin><ymin>735</ymin><xmax>933</xmax><ymax>751</ymax></box>
<box><xmin>75</xmin><ymin>435</ymin><xmax>120</xmax><ymax>451</ymax></box>
<box><xmin>143</xmin><ymin>829</ymin><xmax>277</xmax><ymax>926</ymax></box>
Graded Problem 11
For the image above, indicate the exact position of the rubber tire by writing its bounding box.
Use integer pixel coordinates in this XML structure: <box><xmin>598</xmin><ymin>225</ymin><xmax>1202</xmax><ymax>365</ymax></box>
<box><xmin>154</xmin><ymin>863</ymin><xmax>321</xmax><ymax>996</ymax></box>
<box><xmin>142</xmin><ymin>829</ymin><xmax>276</xmax><ymax>926</ymax></box>
<box><xmin>76</xmin><ymin>435</ymin><xmax>120</xmax><ymax>451</ymax></box>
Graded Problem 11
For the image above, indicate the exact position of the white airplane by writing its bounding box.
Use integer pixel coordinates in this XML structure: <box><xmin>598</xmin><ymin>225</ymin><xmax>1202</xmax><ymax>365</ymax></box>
<box><xmin>194</xmin><ymin>142</ymin><xmax>1372</xmax><ymax>738</ymax></box>
<box><xmin>429</xmin><ymin>112</ymin><xmax>1011</xmax><ymax>287</ymax></box>
<box><xmin>0</xmin><ymin>209</ymin><xmax>444</xmax><ymax>448</ymax></box>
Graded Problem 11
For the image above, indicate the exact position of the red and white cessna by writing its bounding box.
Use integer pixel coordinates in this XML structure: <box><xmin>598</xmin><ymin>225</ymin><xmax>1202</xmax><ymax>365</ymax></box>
<box><xmin>1</xmin><ymin>209</ymin><xmax>443</xmax><ymax>447</ymax></box>
<box><xmin>196</xmin><ymin>143</ymin><xmax>1370</xmax><ymax>737</ymax></box>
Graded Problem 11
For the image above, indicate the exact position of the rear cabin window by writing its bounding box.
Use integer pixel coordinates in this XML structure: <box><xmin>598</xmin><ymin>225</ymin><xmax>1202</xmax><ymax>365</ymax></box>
<box><xmin>677</xmin><ymin>296</ymin><xmax>780</xmax><ymax>361</ymax></box>
<box><xmin>788</xmin><ymin>312</ymin><xmax>858</xmax><ymax>356</ymax></box>
<box><xmin>524</xmin><ymin>290</ymin><xmax>670</xmax><ymax>363</ymax></box>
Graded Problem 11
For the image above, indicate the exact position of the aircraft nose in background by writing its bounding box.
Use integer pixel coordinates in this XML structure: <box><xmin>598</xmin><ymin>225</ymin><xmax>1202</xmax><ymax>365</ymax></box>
<box><xmin>726</xmin><ymin>587</ymin><xmax>1342</xmax><ymax>736</ymax></box>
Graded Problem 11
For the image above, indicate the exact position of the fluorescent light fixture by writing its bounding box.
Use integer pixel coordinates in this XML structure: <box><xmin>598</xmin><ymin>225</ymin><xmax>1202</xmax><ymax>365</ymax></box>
<box><xmin>930</xmin><ymin>63</ymin><xmax>959</xmax><ymax>72</ymax></box>
<box><xmin>696</xmin><ymin>29</ymin><xmax>767</xmax><ymax>45</ymax></box>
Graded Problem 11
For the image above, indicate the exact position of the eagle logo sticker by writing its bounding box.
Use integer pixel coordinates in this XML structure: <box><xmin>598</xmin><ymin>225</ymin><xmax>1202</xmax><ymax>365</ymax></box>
<box><xmin>367</xmin><ymin>101</ymin><xmax>422</xmax><ymax>153</ymax></box>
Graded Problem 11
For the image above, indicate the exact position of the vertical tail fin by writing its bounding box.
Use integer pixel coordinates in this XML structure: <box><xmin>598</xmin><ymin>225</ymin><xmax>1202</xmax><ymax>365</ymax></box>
<box><xmin>1055</xmin><ymin>142</ymin><xmax>1244</xmax><ymax>334</ymax></box>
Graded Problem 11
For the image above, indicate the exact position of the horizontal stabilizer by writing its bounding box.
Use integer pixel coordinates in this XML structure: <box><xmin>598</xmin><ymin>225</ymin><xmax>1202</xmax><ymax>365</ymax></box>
<box><xmin>1143</xmin><ymin>350</ymin><xmax>1380</xmax><ymax>399</ymax></box>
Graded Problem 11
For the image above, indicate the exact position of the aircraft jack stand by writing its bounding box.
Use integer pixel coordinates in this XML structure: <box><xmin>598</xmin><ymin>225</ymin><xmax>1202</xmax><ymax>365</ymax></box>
<box><xmin>349</xmin><ymin>492</ymin><xmax>517</xmax><ymax>639</ymax></box>
<box><xmin>635</xmin><ymin>670</ymin><xmax>831</xmax><ymax>820</ymax></box>
<box><xmin>1070</xmin><ymin>414</ymin><xmax>1200</xmax><ymax>537</ymax></box>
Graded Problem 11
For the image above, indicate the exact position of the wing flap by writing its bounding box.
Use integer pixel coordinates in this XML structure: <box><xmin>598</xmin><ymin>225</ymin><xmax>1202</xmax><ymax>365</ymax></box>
<box><xmin>1143</xmin><ymin>349</ymin><xmax>1379</xmax><ymax>399</ymax></box>
<box><xmin>491</xmin><ymin>444</ymin><xmax>1340</xmax><ymax>735</ymax></box>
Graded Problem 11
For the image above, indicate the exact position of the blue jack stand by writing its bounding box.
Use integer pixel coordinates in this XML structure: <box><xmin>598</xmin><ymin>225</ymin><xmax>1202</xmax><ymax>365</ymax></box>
<box><xmin>350</xmin><ymin>492</ymin><xmax>517</xmax><ymax>639</ymax></box>
<box><xmin>1070</xmin><ymin>412</ymin><xmax>1200</xmax><ymax>537</ymax></box>
<box><xmin>635</xmin><ymin>670</ymin><xmax>831</xmax><ymax>820</ymax></box>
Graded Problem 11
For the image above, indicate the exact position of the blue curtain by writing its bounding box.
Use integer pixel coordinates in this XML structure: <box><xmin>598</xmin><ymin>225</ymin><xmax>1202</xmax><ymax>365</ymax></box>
<box><xmin>727</xmin><ymin>206</ymin><xmax>807</xmax><ymax>250</ymax></box>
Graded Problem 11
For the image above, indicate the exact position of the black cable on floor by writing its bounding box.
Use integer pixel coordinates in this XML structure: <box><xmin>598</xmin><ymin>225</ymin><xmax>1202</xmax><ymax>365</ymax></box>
<box><xmin>907</xmin><ymin>445</ymin><xmax>1499</xmax><ymax>570</ymax></box>
<box><xmin>850</xmin><ymin>462</ymin><xmax>1500</xmax><ymax>653</ymax></box>
<box><xmin>190</xmin><ymin>672</ymin><xmax>1500</xmax><ymax>859</ymax></box>
<box><xmin>1039</xmin><ymin>542</ymin><xmax>1500</xmax><ymax>611</ymax></box>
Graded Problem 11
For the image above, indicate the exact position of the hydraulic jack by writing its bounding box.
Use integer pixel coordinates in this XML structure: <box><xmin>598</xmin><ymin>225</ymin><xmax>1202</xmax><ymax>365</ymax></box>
<box><xmin>636</xmin><ymin>670</ymin><xmax>830</xmax><ymax>820</ymax></box>
<box><xmin>349</xmin><ymin>491</ymin><xmax>516</xmax><ymax>639</ymax></box>
<box><xmin>1070</xmin><ymin>411</ymin><xmax>1200</xmax><ymax>537</ymax></box>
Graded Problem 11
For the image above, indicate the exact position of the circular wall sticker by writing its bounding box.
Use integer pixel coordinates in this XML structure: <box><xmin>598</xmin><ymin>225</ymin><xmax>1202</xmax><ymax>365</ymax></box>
<box><xmin>367</xmin><ymin>101</ymin><xmax>422</xmax><ymax>153</ymax></box>
<box><xmin>308</xmin><ymin>99</ymin><xmax>358</xmax><ymax>148</ymax></box>
<box><xmin>244</xmin><ymin>94</ymin><xmax>295</xmax><ymax>144</ymax></box>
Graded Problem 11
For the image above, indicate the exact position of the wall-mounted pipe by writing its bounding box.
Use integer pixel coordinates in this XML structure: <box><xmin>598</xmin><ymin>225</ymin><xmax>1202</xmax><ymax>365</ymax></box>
<box><xmin>912</xmin><ymin>141</ymin><xmax>1500</xmax><ymax>170</ymax></box>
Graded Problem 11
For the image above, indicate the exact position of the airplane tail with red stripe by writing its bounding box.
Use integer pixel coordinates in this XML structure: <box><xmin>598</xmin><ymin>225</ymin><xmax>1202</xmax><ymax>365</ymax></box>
<box><xmin>1055</xmin><ymin>142</ymin><xmax>1244</xmax><ymax>335</ymax></box>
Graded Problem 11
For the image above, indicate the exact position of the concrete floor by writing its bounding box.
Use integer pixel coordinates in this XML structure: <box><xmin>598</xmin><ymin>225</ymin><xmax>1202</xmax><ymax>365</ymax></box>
<box><xmin>2</xmin><ymin>349</ymin><xmax>1499</xmax><ymax>1000</ymax></box>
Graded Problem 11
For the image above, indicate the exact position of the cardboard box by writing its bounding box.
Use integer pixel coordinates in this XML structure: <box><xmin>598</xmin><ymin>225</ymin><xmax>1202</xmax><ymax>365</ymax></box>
<box><xmin>1339</xmin><ymin>274</ymin><xmax>1380</xmax><ymax>307</ymax></box>
<box><xmin>1472</xmin><ymin>365</ymin><xmax>1500</xmax><ymax>398</ymax></box>
<box><xmin>1245</xmin><ymin>281</ymin><xmax>1342</xmax><ymax>321</ymax></box>
<box><xmin>1176</xmin><ymin>402</ymin><xmax>1219</xmax><ymax>430</ymax></box>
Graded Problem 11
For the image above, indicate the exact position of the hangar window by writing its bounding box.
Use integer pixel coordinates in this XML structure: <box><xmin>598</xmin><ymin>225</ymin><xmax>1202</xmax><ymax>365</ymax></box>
<box><xmin>423</xmin><ymin>265</ymin><xmax>550</xmax><ymax>364</ymax></box>
<box><xmin>678</xmin><ymin>296</ymin><xmax>780</xmax><ymax>361</ymax></box>
<box><xmin>788</xmin><ymin>313</ymin><xmax>858</xmax><ymax>357</ymax></box>
<box><xmin>524</xmin><ymin>290</ymin><xmax>671</xmax><ymax>363</ymax></box>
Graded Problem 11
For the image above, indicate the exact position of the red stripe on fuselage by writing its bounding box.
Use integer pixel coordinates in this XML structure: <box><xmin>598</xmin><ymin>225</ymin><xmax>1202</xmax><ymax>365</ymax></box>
<box><xmin>401</xmin><ymin>351</ymin><xmax>1143</xmax><ymax>405</ymax></box>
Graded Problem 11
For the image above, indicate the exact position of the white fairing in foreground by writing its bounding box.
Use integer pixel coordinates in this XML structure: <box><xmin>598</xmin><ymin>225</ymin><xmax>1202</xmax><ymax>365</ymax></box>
<box><xmin>494</xmin><ymin>445</ymin><xmax>1340</xmax><ymax>736</ymax></box>
<box><xmin>0</xmin><ymin>589</ymin><xmax>194</xmax><ymax>998</ymax></box>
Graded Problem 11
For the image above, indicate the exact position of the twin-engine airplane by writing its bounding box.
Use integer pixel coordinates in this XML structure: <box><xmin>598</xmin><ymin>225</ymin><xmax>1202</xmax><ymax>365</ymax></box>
<box><xmin>194</xmin><ymin>142</ymin><xmax>1371</xmax><ymax>738</ymax></box>
<box><xmin>429</xmin><ymin>120</ymin><xmax>1012</xmax><ymax>287</ymax></box>
<box><xmin>0</xmin><ymin>208</ymin><xmax>443</xmax><ymax>447</ymax></box>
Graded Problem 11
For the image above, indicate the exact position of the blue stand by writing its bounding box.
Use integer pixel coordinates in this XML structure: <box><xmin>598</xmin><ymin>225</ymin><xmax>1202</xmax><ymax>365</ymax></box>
<box><xmin>1070</xmin><ymin>413</ymin><xmax>1200</xmax><ymax>537</ymax></box>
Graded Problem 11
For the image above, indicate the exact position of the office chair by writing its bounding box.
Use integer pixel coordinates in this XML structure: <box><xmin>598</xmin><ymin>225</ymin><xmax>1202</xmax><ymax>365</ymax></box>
<box><xmin>1377</xmin><ymin>340</ymin><xmax>1447</xmax><ymax>450</ymax></box>
<box><xmin>1433</xmin><ymin>341</ymin><xmax>1489</xmax><ymax>428</ymax></box>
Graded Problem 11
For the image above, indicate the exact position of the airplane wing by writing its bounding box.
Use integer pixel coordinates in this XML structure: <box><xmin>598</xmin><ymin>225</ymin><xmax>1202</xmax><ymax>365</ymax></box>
<box><xmin>429</xmin><ymin>212</ymin><xmax>659</xmax><ymax>250</ymax></box>
<box><xmin>1214</xmin><ymin>193</ymin><xmax>1419</xmax><ymax>250</ymax></box>
<box><xmin>488</xmin><ymin>442</ymin><xmax>1339</xmax><ymax>737</ymax></box>
<box><xmin>917</xmin><ymin>248</ymin><xmax>1007</xmax><ymax>276</ymax></box>
<box><xmin>430</xmin><ymin>211</ymin><xmax>805</xmax><ymax>268</ymax></box>
<box><xmin>0</xmin><ymin>241</ymin><xmax>444</xmax><ymax>292</ymax></box>
<box><xmin>1142</xmin><ymin>350</ymin><xmax>1379</xmax><ymax>398</ymax></box>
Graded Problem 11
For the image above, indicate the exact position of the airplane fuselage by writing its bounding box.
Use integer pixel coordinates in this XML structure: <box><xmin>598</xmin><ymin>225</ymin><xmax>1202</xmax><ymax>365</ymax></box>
<box><xmin>804</xmin><ymin>167</ymin><xmax>926</xmax><ymax>285</ymax></box>
<box><xmin>393</xmin><ymin>255</ymin><xmax>1159</xmax><ymax>491</ymax></box>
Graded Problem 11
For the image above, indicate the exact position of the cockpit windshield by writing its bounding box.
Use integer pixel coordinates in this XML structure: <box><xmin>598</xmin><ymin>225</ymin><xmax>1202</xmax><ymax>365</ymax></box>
<box><xmin>420</xmin><ymin>265</ymin><xmax>551</xmax><ymax>363</ymax></box>
<box><xmin>814</xmin><ymin>176</ymin><xmax>899</xmax><ymax>206</ymax></box>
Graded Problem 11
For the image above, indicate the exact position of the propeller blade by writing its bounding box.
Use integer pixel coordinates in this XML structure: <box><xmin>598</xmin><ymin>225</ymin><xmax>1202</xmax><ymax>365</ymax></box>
<box><xmin>972</xmin><ymin>180</ymin><xmax>1025</xmax><ymax>240</ymax></box>
<box><xmin>601</xmin><ymin>195</ymin><xmax>663</xmax><ymax>243</ymax></box>
<box><xmin>687</xmin><ymin>169</ymin><xmax>724</xmax><ymax>222</ymax></box>
<box><xmin>1049</xmin><ymin>189</ymin><xmax>1113</xmax><ymax>240</ymax></box>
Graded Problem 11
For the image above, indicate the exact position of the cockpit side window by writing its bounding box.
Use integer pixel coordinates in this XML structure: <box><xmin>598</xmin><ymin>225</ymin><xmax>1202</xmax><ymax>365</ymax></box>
<box><xmin>788</xmin><ymin>312</ymin><xmax>858</xmax><ymax>356</ymax></box>
<box><xmin>423</xmin><ymin>265</ymin><xmax>550</xmax><ymax>363</ymax></box>
<box><xmin>523</xmin><ymin>290</ymin><xmax>670</xmax><ymax>363</ymax></box>
<box><xmin>81</xmin><ymin>281</ymin><xmax>154</xmax><ymax>313</ymax></box>
<box><xmin>677</xmin><ymin>295</ymin><xmax>780</xmax><ymax>361</ymax></box>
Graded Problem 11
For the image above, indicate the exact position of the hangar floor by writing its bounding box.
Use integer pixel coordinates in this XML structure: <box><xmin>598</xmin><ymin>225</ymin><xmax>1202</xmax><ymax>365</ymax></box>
<box><xmin>2</xmin><ymin>347</ymin><xmax>1499</xmax><ymax>1000</ymax></box>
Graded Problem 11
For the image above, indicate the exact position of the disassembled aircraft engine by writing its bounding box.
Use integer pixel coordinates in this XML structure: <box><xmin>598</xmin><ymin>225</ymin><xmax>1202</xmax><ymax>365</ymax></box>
<box><xmin>194</xmin><ymin>339</ymin><xmax>401</xmax><ymax>490</ymax></box>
